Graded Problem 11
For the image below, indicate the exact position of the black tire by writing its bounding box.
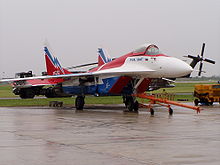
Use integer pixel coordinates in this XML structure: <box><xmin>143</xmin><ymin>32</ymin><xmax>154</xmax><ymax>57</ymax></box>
<box><xmin>19</xmin><ymin>93</ymin><xmax>26</xmax><ymax>99</ymax></box>
<box><xmin>45</xmin><ymin>93</ymin><xmax>55</xmax><ymax>98</ymax></box>
<box><xmin>26</xmin><ymin>89</ymin><xmax>35</xmax><ymax>98</ymax></box>
<box><xmin>127</xmin><ymin>101</ymin><xmax>134</xmax><ymax>112</ymax></box>
<box><xmin>169</xmin><ymin>107</ymin><xmax>173</xmax><ymax>116</ymax></box>
<box><xmin>124</xmin><ymin>96</ymin><xmax>132</xmax><ymax>107</ymax></box>
<box><xmin>126</xmin><ymin>96</ymin><xmax>135</xmax><ymax>112</ymax></box>
<box><xmin>150</xmin><ymin>108</ymin><xmax>154</xmax><ymax>116</ymax></box>
<box><xmin>75</xmin><ymin>96</ymin><xmax>85</xmax><ymax>110</ymax></box>
<box><xmin>45</xmin><ymin>87</ymin><xmax>55</xmax><ymax>98</ymax></box>
<box><xmin>194</xmin><ymin>99</ymin><xmax>199</xmax><ymax>106</ymax></box>
<box><xmin>133</xmin><ymin>101</ymin><xmax>139</xmax><ymax>112</ymax></box>
<box><xmin>19</xmin><ymin>89</ymin><xmax>35</xmax><ymax>99</ymax></box>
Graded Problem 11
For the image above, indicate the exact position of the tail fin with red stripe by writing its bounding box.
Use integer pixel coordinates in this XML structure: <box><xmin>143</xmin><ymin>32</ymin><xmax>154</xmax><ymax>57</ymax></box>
<box><xmin>97</xmin><ymin>48</ymin><xmax>112</xmax><ymax>66</ymax></box>
<box><xmin>44</xmin><ymin>47</ymin><xmax>71</xmax><ymax>75</ymax></box>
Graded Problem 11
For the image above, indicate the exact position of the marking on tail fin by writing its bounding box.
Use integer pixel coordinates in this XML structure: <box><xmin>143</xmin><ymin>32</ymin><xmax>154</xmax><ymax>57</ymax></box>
<box><xmin>44</xmin><ymin>47</ymin><xmax>71</xmax><ymax>75</ymax></box>
<box><xmin>98</xmin><ymin>48</ymin><xmax>112</xmax><ymax>66</ymax></box>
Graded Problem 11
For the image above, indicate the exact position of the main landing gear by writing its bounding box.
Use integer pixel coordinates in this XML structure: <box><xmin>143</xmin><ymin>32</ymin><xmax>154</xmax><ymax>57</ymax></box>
<box><xmin>75</xmin><ymin>96</ymin><xmax>85</xmax><ymax>110</ymax></box>
<box><xmin>123</xmin><ymin>96</ymin><xmax>139</xmax><ymax>112</ymax></box>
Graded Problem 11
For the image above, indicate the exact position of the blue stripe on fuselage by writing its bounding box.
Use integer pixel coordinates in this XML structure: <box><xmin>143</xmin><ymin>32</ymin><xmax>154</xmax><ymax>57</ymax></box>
<box><xmin>62</xmin><ymin>77</ymin><xmax>121</xmax><ymax>96</ymax></box>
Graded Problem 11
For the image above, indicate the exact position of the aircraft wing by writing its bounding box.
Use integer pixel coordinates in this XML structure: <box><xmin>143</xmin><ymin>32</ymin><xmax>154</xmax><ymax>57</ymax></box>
<box><xmin>0</xmin><ymin>72</ymin><xmax>93</xmax><ymax>86</ymax></box>
<box><xmin>0</xmin><ymin>66</ymin><xmax>155</xmax><ymax>86</ymax></box>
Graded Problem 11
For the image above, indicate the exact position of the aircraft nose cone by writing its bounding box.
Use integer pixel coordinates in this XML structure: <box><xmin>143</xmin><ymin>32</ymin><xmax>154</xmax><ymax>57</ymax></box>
<box><xmin>186</xmin><ymin>64</ymin><xmax>193</xmax><ymax>73</ymax></box>
<box><xmin>183</xmin><ymin>60</ymin><xmax>193</xmax><ymax>71</ymax></box>
<box><xmin>176</xmin><ymin>59</ymin><xmax>193</xmax><ymax>77</ymax></box>
<box><xmin>166</xmin><ymin>57</ymin><xmax>193</xmax><ymax>78</ymax></box>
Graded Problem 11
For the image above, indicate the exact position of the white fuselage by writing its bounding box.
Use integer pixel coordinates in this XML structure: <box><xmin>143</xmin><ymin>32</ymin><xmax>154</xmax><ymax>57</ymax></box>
<box><xmin>95</xmin><ymin>55</ymin><xmax>193</xmax><ymax>78</ymax></box>
<box><xmin>124</xmin><ymin>56</ymin><xmax>193</xmax><ymax>78</ymax></box>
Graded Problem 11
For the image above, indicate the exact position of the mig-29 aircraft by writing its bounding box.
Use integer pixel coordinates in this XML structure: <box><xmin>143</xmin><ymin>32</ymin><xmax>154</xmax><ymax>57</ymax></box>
<box><xmin>0</xmin><ymin>43</ymin><xmax>215</xmax><ymax>112</ymax></box>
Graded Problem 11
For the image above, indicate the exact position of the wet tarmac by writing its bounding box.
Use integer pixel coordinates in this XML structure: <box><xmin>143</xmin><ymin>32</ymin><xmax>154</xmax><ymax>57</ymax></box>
<box><xmin>0</xmin><ymin>104</ymin><xmax>220</xmax><ymax>165</ymax></box>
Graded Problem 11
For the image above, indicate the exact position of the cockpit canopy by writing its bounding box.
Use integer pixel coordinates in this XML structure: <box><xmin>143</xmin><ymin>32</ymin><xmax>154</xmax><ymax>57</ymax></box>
<box><xmin>133</xmin><ymin>44</ymin><xmax>161</xmax><ymax>55</ymax></box>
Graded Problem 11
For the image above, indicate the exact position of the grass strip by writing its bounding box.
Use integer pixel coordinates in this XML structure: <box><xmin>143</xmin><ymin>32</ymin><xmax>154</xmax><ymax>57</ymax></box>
<box><xmin>0</xmin><ymin>95</ymin><xmax>194</xmax><ymax>107</ymax></box>
<box><xmin>0</xmin><ymin>96</ymin><xmax>123</xmax><ymax>107</ymax></box>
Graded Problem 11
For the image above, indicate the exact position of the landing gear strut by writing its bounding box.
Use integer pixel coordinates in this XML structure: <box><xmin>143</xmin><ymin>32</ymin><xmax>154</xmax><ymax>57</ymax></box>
<box><xmin>123</xmin><ymin>96</ymin><xmax>139</xmax><ymax>112</ymax></box>
<box><xmin>75</xmin><ymin>96</ymin><xmax>85</xmax><ymax>110</ymax></box>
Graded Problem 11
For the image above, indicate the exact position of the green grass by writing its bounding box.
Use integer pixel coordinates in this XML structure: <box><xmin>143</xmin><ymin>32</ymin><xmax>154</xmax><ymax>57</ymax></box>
<box><xmin>0</xmin><ymin>85</ymin><xmax>17</xmax><ymax>98</ymax></box>
<box><xmin>0</xmin><ymin>96</ymin><xmax>123</xmax><ymax>107</ymax></box>
<box><xmin>0</xmin><ymin>82</ymin><xmax>216</xmax><ymax>107</ymax></box>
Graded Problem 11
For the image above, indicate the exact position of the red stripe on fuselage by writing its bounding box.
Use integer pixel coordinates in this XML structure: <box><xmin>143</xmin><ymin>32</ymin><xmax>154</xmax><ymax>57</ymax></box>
<box><xmin>109</xmin><ymin>76</ymin><xmax>132</xmax><ymax>94</ymax></box>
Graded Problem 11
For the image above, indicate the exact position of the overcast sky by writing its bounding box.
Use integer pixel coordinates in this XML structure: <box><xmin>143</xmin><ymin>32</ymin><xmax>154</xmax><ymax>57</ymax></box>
<box><xmin>0</xmin><ymin>0</ymin><xmax>219</xmax><ymax>78</ymax></box>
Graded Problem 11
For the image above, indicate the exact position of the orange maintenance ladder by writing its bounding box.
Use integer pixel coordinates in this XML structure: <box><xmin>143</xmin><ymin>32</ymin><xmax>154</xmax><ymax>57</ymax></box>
<box><xmin>135</xmin><ymin>93</ymin><xmax>201</xmax><ymax>115</ymax></box>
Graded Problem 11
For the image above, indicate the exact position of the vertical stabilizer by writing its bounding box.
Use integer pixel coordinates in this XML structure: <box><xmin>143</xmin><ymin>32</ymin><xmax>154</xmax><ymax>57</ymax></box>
<box><xmin>97</xmin><ymin>48</ymin><xmax>112</xmax><ymax>66</ymax></box>
<box><xmin>44</xmin><ymin>47</ymin><xmax>71</xmax><ymax>75</ymax></box>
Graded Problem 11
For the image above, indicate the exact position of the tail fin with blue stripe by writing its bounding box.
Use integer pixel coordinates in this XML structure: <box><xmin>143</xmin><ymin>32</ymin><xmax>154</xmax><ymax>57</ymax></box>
<box><xmin>97</xmin><ymin>48</ymin><xmax>112</xmax><ymax>66</ymax></box>
<box><xmin>44</xmin><ymin>47</ymin><xmax>71</xmax><ymax>75</ymax></box>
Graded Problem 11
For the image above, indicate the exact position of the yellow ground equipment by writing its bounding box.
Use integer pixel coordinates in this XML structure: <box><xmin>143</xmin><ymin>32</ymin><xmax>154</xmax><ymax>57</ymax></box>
<box><xmin>194</xmin><ymin>84</ymin><xmax>220</xmax><ymax>105</ymax></box>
